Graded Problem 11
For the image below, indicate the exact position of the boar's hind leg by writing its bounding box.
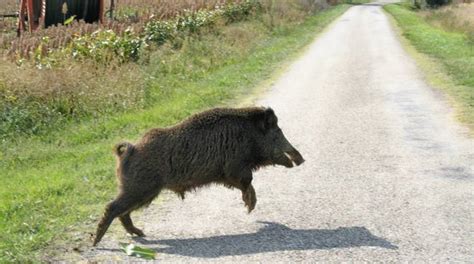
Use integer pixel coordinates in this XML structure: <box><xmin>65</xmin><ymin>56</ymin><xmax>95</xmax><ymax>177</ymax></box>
<box><xmin>225</xmin><ymin>168</ymin><xmax>257</xmax><ymax>213</ymax></box>
<box><xmin>93</xmin><ymin>193</ymin><xmax>146</xmax><ymax>246</ymax></box>
<box><xmin>119</xmin><ymin>213</ymin><xmax>145</xmax><ymax>237</ymax></box>
<box><xmin>117</xmin><ymin>191</ymin><xmax>159</xmax><ymax>237</ymax></box>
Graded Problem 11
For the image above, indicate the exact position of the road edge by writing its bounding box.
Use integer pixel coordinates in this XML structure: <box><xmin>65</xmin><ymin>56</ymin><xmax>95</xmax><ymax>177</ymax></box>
<box><xmin>382</xmin><ymin>5</ymin><xmax>473</xmax><ymax>136</ymax></box>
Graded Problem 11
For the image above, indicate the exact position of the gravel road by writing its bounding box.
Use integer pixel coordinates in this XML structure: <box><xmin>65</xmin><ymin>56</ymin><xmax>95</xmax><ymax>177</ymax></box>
<box><xmin>76</xmin><ymin>2</ymin><xmax>473</xmax><ymax>262</ymax></box>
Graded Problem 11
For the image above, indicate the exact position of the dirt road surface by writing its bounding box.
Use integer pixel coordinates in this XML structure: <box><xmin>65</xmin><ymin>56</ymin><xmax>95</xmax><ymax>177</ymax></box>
<box><xmin>76</xmin><ymin>2</ymin><xmax>474</xmax><ymax>262</ymax></box>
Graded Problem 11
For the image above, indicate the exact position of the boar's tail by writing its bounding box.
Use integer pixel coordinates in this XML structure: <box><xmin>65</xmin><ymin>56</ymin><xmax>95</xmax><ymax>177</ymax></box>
<box><xmin>114</xmin><ymin>142</ymin><xmax>134</xmax><ymax>161</ymax></box>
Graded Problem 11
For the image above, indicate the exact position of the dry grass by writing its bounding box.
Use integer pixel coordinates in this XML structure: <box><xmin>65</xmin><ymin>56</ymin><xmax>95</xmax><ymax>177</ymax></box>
<box><xmin>0</xmin><ymin>59</ymin><xmax>144</xmax><ymax>109</ymax></box>
<box><xmin>0</xmin><ymin>0</ymin><xmax>17</xmax><ymax>34</ymax></box>
<box><xmin>420</xmin><ymin>2</ymin><xmax>474</xmax><ymax>36</ymax></box>
<box><xmin>0</xmin><ymin>0</ymin><xmax>16</xmax><ymax>13</ymax></box>
<box><xmin>110</xmin><ymin>0</ymin><xmax>243</xmax><ymax>20</ymax></box>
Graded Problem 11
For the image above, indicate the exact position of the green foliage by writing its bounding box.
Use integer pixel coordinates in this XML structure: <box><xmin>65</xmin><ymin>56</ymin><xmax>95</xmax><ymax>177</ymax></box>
<box><xmin>120</xmin><ymin>243</ymin><xmax>156</xmax><ymax>260</ymax></box>
<box><xmin>143</xmin><ymin>20</ymin><xmax>174</xmax><ymax>45</ymax></box>
<box><xmin>143</xmin><ymin>1</ymin><xmax>259</xmax><ymax>45</ymax></box>
<box><xmin>222</xmin><ymin>1</ymin><xmax>258</xmax><ymax>23</ymax></box>
<box><xmin>64</xmin><ymin>15</ymin><xmax>77</xmax><ymax>26</ymax></box>
<box><xmin>175</xmin><ymin>9</ymin><xmax>219</xmax><ymax>33</ymax></box>
<box><xmin>40</xmin><ymin>1</ymin><xmax>259</xmax><ymax>66</ymax></box>
<box><xmin>0</xmin><ymin>98</ymin><xmax>65</xmax><ymax>140</ymax></box>
<box><xmin>69</xmin><ymin>28</ymin><xmax>144</xmax><ymax>63</ymax></box>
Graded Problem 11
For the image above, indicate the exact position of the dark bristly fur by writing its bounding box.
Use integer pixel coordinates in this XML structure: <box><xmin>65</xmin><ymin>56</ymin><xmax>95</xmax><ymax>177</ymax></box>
<box><xmin>93</xmin><ymin>107</ymin><xmax>304</xmax><ymax>246</ymax></box>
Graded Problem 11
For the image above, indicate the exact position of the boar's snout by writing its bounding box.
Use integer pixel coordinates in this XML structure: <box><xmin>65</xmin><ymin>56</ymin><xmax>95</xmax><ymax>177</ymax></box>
<box><xmin>275</xmin><ymin>146</ymin><xmax>304</xmax><ymax>168</ymax></box>
<box><xmin>286</xmin><ymin>148</ymin><xmax>305</xmax><ymax>166</ymax></box>
<box><xmin>270</xmin><ymin>130</ymin><xmax>305</xmax><ymax>168</ymax></box>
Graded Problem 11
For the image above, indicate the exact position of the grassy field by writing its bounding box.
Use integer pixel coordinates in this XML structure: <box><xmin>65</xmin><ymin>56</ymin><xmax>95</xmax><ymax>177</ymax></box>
<box><xmin>0</xmin><ymin>4</ymin><xmax>351</xmax><ymax>262</ymax></box>
<box><xmin>384</xmin><ymin>3</ymin><xmax>474</xmax><ymax>131</ymax></box>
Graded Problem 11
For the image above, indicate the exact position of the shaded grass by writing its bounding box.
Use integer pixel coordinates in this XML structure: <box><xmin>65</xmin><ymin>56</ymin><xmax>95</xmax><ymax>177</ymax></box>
<box><xmin>384</xmin><ymin>3</ymin><xmax>474</xmax><ymax>130</ymax></box>
<box><xmin>0</xmin><ymin>5</ymin><xmax>350</xmax><ymax>262</ymax></box>
<box><xmin>345</xmin><ymin>0</ymin><xmax>373</xmax><ymax>4</ymax></box>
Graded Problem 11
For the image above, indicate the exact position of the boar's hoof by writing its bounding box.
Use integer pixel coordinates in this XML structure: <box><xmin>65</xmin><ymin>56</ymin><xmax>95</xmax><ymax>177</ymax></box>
<box><xmin>130</xmin><ymin>228</ymin><xmax>146</xmax><ymax>237</ymax></box>
<box><xmin>243</xmin><ymin>186</ymin><xmax>257</xmax><ymax>213</ymax></box>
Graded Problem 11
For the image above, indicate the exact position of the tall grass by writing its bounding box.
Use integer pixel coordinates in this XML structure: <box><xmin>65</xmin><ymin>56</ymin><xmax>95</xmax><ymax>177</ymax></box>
<box><xmin>110</xmin><ymin>0</ymin><xmax>244</xmax><ymax>20</ymax></box>
<box><xmin>420</xmin><ymin>2</ymin><xmax>474</xmax><ymax>38</ymax></box>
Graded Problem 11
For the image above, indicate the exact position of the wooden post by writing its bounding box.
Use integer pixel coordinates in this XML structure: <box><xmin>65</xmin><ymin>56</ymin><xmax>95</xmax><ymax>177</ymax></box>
<box><xmin>109</xmin><ymin>0</ymin><xmax>115</xmax><ymax>20</ymax></box>
<box><xmin>26</xmin><ymin>0</ymin><xmax>35</xmax><ymax>32</ymax></box>
<box><xmin>17</xmin><ymin>0</ymin><xmax>27</xmax><ymax>36</ymax></box>
<box><xmin>99</xmin><ymin>0</ymin><xmax>104</xmax><ymax>23</ymax></box>
<box><xmin>38</xmin><ymin>0</ymin><xmax>46</xmax><ymax>29</ymax></box>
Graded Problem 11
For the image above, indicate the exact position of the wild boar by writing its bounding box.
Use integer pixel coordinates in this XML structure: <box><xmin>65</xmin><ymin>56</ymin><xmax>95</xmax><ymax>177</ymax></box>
<box><xmin>93</xmin><ymin>107</ymin><xmax>304</xmax><ymax>246</ymax></box>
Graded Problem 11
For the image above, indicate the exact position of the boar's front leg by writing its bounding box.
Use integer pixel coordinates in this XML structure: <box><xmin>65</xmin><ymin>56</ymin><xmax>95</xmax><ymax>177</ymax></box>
<box><xmin>243</xmin><ymin>183</ymin><xmax>257</xmax><ymax>213</ymax></box>
<box><xmin>225</xmin><ymin>167</ymin><xmax>257</xmax><ymax>213</ymax></box>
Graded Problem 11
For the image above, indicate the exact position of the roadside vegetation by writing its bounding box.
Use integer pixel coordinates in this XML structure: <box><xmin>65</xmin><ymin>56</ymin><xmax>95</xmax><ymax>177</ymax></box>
<box><xmin>0</xmin><ymin>0</ymin><xmax>351</xmax><ymax>261</ymax></box>
<box><xmin>0</xmin><ymin>0</ymin><xmax>260</xmax><ymax>140</ymax></box>
<box><xmin>384</xmin><ymin>1</ymin><xmax>474</xmax><ymax>130</ymax></box>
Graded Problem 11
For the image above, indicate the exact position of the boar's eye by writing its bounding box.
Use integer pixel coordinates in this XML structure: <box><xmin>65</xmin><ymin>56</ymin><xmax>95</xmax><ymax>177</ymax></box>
<box><xmin>256</xmin><ymin>107</ymin><xmax>279</xmax><ymax>133</ymax></box>
<box><xmin>264</xmin><ymin>109</ymin><xmax>277</xmax><ymax>128</ymax></box>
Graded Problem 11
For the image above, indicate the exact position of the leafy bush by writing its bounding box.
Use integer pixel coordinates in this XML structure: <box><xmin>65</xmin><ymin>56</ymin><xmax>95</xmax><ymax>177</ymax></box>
<box><xmin>143</xmin><ymin>20</ymin><xmax>174</xmax><ymax>45</ymax></box>
<box><xmin>222</xmin><ymin>1</ymin><xmax>258</xmax><ymax>23</ymax></box>
<box><xmin>176</xmin><ymin>9</ymin><xmax>219</xmax><ymax>33</ymax></box>
<box><xmin>69</xmin><ymin>28</ymin><xmax>144</xmax><ymax>63</ymax></box>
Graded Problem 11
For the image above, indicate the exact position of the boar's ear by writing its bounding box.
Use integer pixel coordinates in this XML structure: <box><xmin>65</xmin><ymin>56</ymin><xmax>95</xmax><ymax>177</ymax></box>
<box><xmin>257</xmin><ymin>107</ymin><xmax>278</xmax><ymax>132</ymax></box>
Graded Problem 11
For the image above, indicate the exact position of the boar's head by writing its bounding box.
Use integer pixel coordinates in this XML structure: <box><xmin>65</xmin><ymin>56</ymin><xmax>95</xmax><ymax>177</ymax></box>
<box><xmin>254</xmin><ymin>108</ymin><xmax>305</xmax><ymax>168</ymax></box>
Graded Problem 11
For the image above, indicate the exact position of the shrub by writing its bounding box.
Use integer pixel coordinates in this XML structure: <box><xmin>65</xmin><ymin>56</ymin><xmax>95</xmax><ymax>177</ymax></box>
<box><xmin>69</xmin><ymin>28</ymin><xmax>144</xmax><ymax>63</ymax></box>
<box><xmin>143</xmin><ymin>20</ymin><xmax>174</xmax><ymax>45</ymax></box>
<box><xmin>222</xmin><ymin>1</ymin><xmax>257</xmax><ymax>23</ymax></box>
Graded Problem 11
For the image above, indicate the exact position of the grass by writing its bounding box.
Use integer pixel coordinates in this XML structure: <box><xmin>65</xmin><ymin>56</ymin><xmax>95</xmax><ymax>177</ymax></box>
<box><xmin>0</xmin><ymin>4</ymin><xmax>351</xmax><ymax>262</ymax></box>
<box><xmin>384</xmin><ymin>3</ymin><xmax>474</xmax><ymax>131</ymax></box>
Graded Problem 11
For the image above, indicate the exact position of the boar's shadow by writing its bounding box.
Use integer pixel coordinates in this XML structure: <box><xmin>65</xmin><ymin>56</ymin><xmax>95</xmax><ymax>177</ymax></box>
<box><xmin>133</xmin><ymin>221</ymin><xmax>397</xmax><ymax>258</ymax></box>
